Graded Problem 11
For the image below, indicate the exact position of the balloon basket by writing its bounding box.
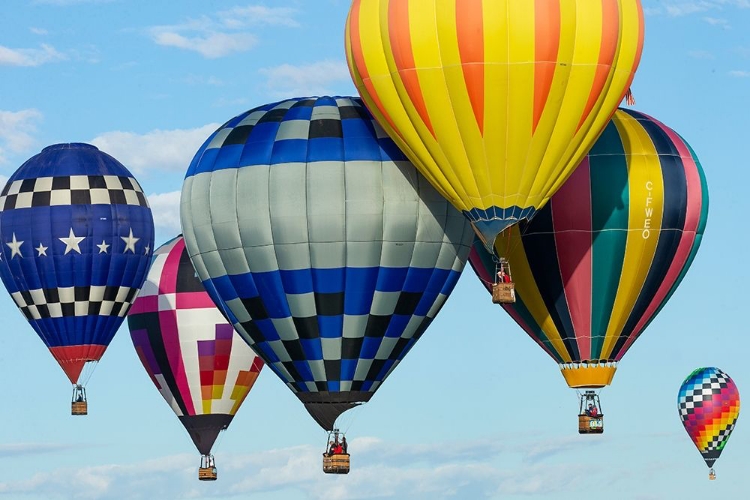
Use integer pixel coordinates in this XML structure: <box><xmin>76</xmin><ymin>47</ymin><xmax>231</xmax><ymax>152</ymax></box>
<box><xmin>71</xmin><ymin>401</ymin><xmax>88</xmax><ymax>416</ymax></box>
<box><xmin>199</xmin><ymin>455</ymin><xmax>217</xmax><ymax>481</ymax></box>
<box><xmin>709</xmin><ymin>469</ymin><xmax>716</xmax><ymax>481</ymax></box>
<box><xmin>491</xmin><ymin>283</ymin><xmax>515</xmax><ymax>304</ymax></box>
<box><xmin>323</xmin><ymin>453</ymin><xmax>350</xmax><ymax>474</ymax></box>
<box><xmin>198</xmin><ymin>467</ymin><xmax>217</xmax><ymax>481</ymax></box>
<box><xmin>578</xmin><ymin>414</ymin><xmax>604</xmax><ymax>434</ymax></box>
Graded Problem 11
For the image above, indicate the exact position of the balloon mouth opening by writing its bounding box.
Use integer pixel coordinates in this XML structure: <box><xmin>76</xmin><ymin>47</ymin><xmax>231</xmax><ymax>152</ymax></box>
<box><xmin>560</xmin><ymin>362</ymin><xmax>618</xmax><ymax>388</ymax></box>
<box><xmin>42</xmin><ymin>143</ymin><xmax>99</xmax><ymax>153</ymax></box>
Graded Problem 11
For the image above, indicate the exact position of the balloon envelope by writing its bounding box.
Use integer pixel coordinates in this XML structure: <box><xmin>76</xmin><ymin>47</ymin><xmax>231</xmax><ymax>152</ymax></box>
<box><xmin>678</xmin><ymin>367</ymin><xmax>740</xmax><ymax>469</ymax></box>
<box><xmin>469</xmin><ymin>109</ymin><xmax>708</xmax><ymax>388</ymax></box>
<box><xmin>181</xmin><ymin>96</ymin><xmax>473</xmax><ymax>430</ymax></box>
<box><xmin>346</xmin><ymin>0</ymin><xmax>645</xmax><ymax>248</ymax></box>
<box><xmin>0</xmin><ymin>143</ymin><xmax>154</xmax><ymax>384</ymax></box>
<box><xmin>128</xmin><ymin>235</ymin><xmax>263</xmax><ymax>455</ymax></box>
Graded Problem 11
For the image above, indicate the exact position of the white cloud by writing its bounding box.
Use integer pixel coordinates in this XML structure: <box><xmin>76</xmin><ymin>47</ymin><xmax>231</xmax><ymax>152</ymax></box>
<box><xmin>151</xmin><ymin>30</ymin><xmax>258</xmax><ymax>59</ymax></box>
<box><xmin>0</xmin><ymin>109</ymin><xmax>42</xmax><ymax>165</ymax></box>
<box><xmin>729</xmin><ymin>70</ymin><xmax>750</xmax><ymax>77</ymax></box>
<box><xmin>29</xmin><ymin>27</ymin><xmax>48</xmax><ymax>35</ymax></box>
<box><xmin>183</xmin><ymin>74</ymin><xmax>224</xmax><ymax>86</ymax></box>
<box><xmin>147</xmin><ymin>191</ymin><xmax>182</xmax><ymax>236</ymax></box>
<box><xmin>148</xmin><ymin>6</ymin><xmax>299</xmax><ymax>59</ymax></box>
<box><xmin>0</xmin><ymin>43</ymin><xmax>65</xmax><ymax>66</ymax></box>
<box><xmin>665</xmin><ymin>1</ymin><xmax>715</xmax><ymax>16</ymax></box>
<box><xmin>688</xmin><ymin>49</ymin><xmax>716</xmax><ymax>59</ymax></box>
<box><xmin>647</xmin><ymin>0</ymin><xmax>750</xmax><ymax>16</ymax></box>
<box><xmin>259</xmin><ymin>60</ymin><xmax>353</xmax><ymax>98</ymax></box>
<box><xmin>0</xmin><ymin>443</ymin><xmax>76</xmax><ymax>457</ymax></box>
<box><xmin>703</xmin><ymin>15</ymin><xmax>731</xmax><ymax>26</ymax></box>
<box><xmin>32</xmin><ymin>0</ymin><xmax>115</xmax><ymax>4</ymax></box>
<box><xmin>0</xmin><ymin>438</ymin><xmax>608</xmax><ymax>500</ymax></box>
<box><xmin>89</xmin><ymin>124</ymin><xmax>219</xmax><ymax>175</ymax></box>
<box><xmin>217</xmin><ymin>5</ymin><xmax>300</xmax><ymax>28</ymax></box>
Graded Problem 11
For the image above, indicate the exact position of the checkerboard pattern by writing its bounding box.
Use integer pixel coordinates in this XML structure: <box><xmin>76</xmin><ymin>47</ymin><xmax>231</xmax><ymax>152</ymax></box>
<box><xmin>11</xmin><ymin>285</ymin><xmax>139</xmax><ymax>320</ymax></box>
<box><xmin>0</xmin><ymin>143</ymin><xmax>154</xmax><ymax>384</ymax></box>
<box><xmin>678</xmin><ymin>367</ymin><xmax>740</xmax><ymax>466</ymax></box>
<box><xmin>0</xmin><ymin>174</ymin><xmax>149</xmax><ymax>210</ymax></box>
<box><xmin>182</xmin><ymin>97</ymin><xmax>474</xmax><ymax>409</ymax></box>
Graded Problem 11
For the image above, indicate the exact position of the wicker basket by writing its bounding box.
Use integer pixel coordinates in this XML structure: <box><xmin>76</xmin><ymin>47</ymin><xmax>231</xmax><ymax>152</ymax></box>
<box><xmin>198</xmin><ymin>467</ymin><xmax>217</xmax><ymax>481</ymax></box>
<box><xmin>323</xmin><ymin>453</ymin><xmax>350</xmax><ymax>474</ymax></box>
<box><xmin>578</xmin><ymin>414</ymin><xmax>604</xmax><ymax>434</ymax></box>
<box><xmin>71</xmin><ymin>401</ymin><xmax>88</xmax><ymax>416</ymax></box>
<box><xmin>492</xmin><ymin>282</ymin><xmax>516</xmax><ymax>304</ymax></box>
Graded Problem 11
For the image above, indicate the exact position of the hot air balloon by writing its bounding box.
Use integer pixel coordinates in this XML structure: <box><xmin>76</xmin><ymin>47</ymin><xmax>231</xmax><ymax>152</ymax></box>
<box><xmin>468</xmin><ymin>109</ymin><xmax>708</xmax><ymax>432</ymax></box>
<box><xmin>127</xmin><ymin>235</ymin><xmax>263</xmax><ymax>481</ymax></box>
<box><xmin>345</xmin><ymin>0</ymin><xmax>645</xmax><ymax>250</ymax></box>
<box><xmin>0</xmin><ymin>143</ymin><xmax>154</xmax><ymax>415</ymax></box>
<box><xmin>180</xmin><ymin>96</ymin><xmax>474</xmax><ymax>473</ymax></box>
<box><xmin>678</xmin><ymin>367</ymin><xmax>740</xmax><ymax>480</ymax></box>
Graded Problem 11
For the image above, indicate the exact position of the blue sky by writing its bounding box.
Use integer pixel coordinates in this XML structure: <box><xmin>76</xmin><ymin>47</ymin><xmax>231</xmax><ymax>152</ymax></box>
<box><xmin>1</xmin><ymin>1</ymin><xmax>749</xmax><ymax>499</ymax></box>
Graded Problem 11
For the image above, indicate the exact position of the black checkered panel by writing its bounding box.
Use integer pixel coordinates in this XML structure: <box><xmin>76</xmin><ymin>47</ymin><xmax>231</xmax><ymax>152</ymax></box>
<box><xmin>0</xmin><ymin>175</ymin><xmax>149</xmax><ymax>210</ymax></box>
<box><xmin>11</xmin><ymin>285</ymin><xmax>140</xmax><ymax>320</ymax></box>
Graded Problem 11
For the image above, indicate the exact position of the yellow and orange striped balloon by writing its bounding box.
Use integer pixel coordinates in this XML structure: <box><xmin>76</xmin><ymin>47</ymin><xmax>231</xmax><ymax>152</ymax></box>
<box><xmin>345</xmin><ymin>0</ymin><xmax>644</xmax><ymax>249</ymax></box>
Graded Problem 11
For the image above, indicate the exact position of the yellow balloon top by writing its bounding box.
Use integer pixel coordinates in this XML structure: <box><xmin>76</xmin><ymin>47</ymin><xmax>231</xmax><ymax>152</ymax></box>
<box><xmin>346</xmin><ymin>0</ymin><xmax>645</xmax><ymax>249</ymax></box>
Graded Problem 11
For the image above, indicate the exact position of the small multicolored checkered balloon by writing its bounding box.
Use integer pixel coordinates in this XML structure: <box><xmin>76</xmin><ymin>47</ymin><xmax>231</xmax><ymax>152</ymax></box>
<box><xmin>678</xmin><ymin>367</ymin><xmax>740</xmax><ymax>479</ymax></box>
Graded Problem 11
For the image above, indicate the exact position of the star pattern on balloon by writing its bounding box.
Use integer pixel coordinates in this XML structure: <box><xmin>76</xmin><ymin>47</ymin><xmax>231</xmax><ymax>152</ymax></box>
<box><xmin>3</xmin><ymin>228</ymin><xmax>143</xmax><ymax>258</ymax></box>
<box><xmin>59</xmin><ymin>228</ymin><xmax>85</xmax><ymax>255</ymax></box>
<box><xmin>121</xmin><ymin>228</ymin><xmax>140</xmax><ymax>253</ymax></box>
<box><xmin>6</xmin><ymin>233</ymin><xmax>23</xmax><ymax>259</ymax></box>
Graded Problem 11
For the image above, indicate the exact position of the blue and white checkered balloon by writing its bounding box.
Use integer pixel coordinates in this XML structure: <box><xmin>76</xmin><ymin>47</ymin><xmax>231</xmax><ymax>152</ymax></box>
<box><xmin>181</xmin><ymin>97</ymin><xmax>474</xmax><ymax>430</ymax></box>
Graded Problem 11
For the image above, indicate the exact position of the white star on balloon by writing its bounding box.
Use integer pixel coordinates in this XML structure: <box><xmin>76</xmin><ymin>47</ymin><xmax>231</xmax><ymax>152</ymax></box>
<box><xmin>59</xmin><ymin>228</ymin><xmax>85</xmax><ymax>255</ymax></box>
<box><xmin>36</xmin><ymin>242</ymin><xmax>48</xmax><ymax>257</ymax></box>
<box><xmin>144</xmin><ymin>244</ymin><xmax>150</xmax><ymax>255</ymax></box>
<box><xmin>6</xmin><ymin>233</ymin><xmax>23</xmax><ymax>259</ymax></box>
<box><xmin>97</xmin><ymin>240</ymin><xmax>110</xmax><ymax>254</ymax></box>
<box><xmin>121</xmin><ymin>228</ymin><xmax>139</xmax><ymax>253</ymax></box>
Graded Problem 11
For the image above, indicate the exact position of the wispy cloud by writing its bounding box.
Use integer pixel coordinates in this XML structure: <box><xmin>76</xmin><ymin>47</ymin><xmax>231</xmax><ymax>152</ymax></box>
<box><xmin>182</xmin><ymin>74</ymin><xmax>224</xmax><ymax>86</ymax></box>
<box><xmin>0</xmin><ymin>109</ymin><xmax>42</xmax><ymax>166</ymax></box>
<box><xmin>148</xmin><ymin>5</ymin><xmax>299</xmax><ymax>59</ymax></box>
<box><xmin>703</xmin><ymin>16</ymin><xmax>731</xmax><ymax>26</ymax></box>
<box><xmin>150</xmin><ymin>30</ymin><xmax>258</xmax><ymax>59</ymax></box>
<box><xmin>0</xmin><ymin>44</ymin><xmax>65</xmax><ymax>67</ymax></box>
<box><xmin>217</xmin><ymin>5</ymin><xmax>300</xmax><ymax>29</ymax></box>
<box><xmin>688</xmin><ymin>49</ymin><xmax>716</xmax><ymax>59</ymax></box>
<box><xmin>0</xmin><ymin>443</ymin><xmax>76</xmax><ymax>457</ymax></box>
<box><xmin>259</xmin><ymin>60</ymin><xmax>353</xmax><ymax>98</ymax></box>
<box><xmin>89</xmin><ymin>124</ymin><xmax>219</xmax><ymax>175</ymax></box>
<box><xmin>32</xmin><ymin>0</ymin><xmax>115</xmax><ymax>4</ymax></box>
<box><xmin>146</xmin><ymin>191</ymin><xmax>182</xmax><ymax>236</ymax></box>
<box><xmin>29</xmin><ymin>27</ymin><xmax>48</xmax><ymax>35</ymax></box>
<box><xmin>647</xmin><ymin>0</ymin><xmax>750</xmax><ymax>16</ymax></box>
<box><xmin>0</xmin><ymin>437</ymin><xmax>613</xmax><ymax>500</ymax></box>
<box><xmin>729</xmin><ymin>70</ymin><xmax>750</xmax><ymax>77</ymax></box>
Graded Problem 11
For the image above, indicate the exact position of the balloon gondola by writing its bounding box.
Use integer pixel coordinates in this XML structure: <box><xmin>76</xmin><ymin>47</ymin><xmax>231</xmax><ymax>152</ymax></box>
<box><xmin>678</xmin><ymin>367</ymin><xmax>740</xmax><ymax>480</ymax></box>
<box><xmin>180</xmin><ymin>96</ymin><xmax>474</xmax><ymax>471</ymax></box>
<box><xmin>322</xmin><ymin>428</ymin><xmax>350</xmax><ymax>474</ymax></box>
<box><xmin>491</xmin><ymin>258</ymin><xmax>515</xmax><ymax>304</ymax></box>
<box><xmin>0</xmin><ymin>143</ymin><xmax>155</xmax><ymax>415</ymax></box>
<box><xmin>468</xmin><ymin>109</ymin><xmax>709</xmax><ymax>429</ymax></box>
<box><xmin>578</xmin><ymin>390</ymin><xmax>603</xmax><ymax>434</ymax></box>
<box><xmin>127</xmin><ymin>235</ymin><xmax>264</xmax><ymax>481</ymax></box>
